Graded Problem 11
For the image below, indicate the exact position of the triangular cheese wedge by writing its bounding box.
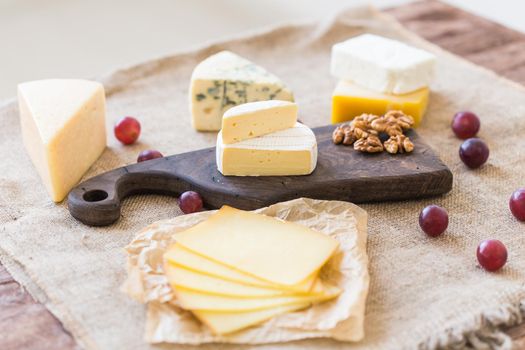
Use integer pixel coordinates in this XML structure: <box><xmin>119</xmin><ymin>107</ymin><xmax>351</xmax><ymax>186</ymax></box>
<box><xmin>164</xmin><ymin>244</ymin><xmax>318</xmax><ymax>292</ymax></box>
<box><xmin>221</xmin><ymin>100</ymin><xmax>298</xmax><ymax>144</ymax></box>
<box><xmin>18</xmin><ymin>79</ymin><xmax>106</xmax><ymax>202</ymax></box>
<box><xmin>175</xmin><ymin>206</ymin><xmax>339</xmax><ymax>286</ymax></box>
<box><xmin>189</xmin><ymin>50</ymin><xmax>294</xmax><ymax>131</ymax></box>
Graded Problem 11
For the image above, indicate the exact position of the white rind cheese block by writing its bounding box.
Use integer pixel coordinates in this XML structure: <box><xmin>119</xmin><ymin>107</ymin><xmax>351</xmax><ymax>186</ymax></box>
<box><xmin>216</xmin><ymin>122</ymin><xmax>317</xmax><ymax>176</ymax></box>
<box><xmin>221</xmin><ymin>100</ymin><xmax>297</xmax><ymax>144</ymax></box>
<box><xmin>18</xmin><ymin>79</ymin><xmax>107</xmax><ymax>202</ymax></box>
<box><xmin>190</xmin><ymin>51</ymin><xmax>294</xmax><ymax>131</ymax></box>
<box><xmin>331</xmin><ymin>34</ymin><xmax>436</xmax><ymax>94</ymax></box>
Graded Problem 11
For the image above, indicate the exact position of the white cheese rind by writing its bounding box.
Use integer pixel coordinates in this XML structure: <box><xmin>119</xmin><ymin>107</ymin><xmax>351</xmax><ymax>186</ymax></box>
<box><xmin>216</xmin><ymin>122</ymin><xmax>318</xmax><ymax>176</ymax></box>
<box><xmin>221</xmin><ymin>100</ymin><xmax>297</xmax><ymax>144</ymax></box>
<box><xmin>190</xmin><ymin>51</ymin><xmax>294</xmax><ymax>131</ymax></box>
<box><xmin>331</xmin><ymin>34</ymin><xmax>436</xmax><ymax>94</ymax></box>
<box><xmin>18</xmin><ymin>79</ymin><xmax>107</xmax><ymax>202</ymax></box>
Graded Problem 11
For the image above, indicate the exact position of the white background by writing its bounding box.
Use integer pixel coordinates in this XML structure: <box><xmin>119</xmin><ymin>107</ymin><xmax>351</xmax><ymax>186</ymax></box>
<box><xmin>1</xmin><ymin>0</ymin><xmax>523</xmax><ymax>100</ymax></box>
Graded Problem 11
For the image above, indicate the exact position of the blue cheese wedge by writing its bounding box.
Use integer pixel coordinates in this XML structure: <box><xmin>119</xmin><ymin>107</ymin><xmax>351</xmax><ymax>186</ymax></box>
<box><xmin>216</xmin><ymin>122</ymin><xmax>317</xmax><ymax>176</ymax></box>
<box><xmin>190</xmin><ymin>51</ymin><xmax>294</xmax><ymax>131</ymax></box>
<box><xmin>331</xmin><ymin>34</ymin><xmax>436</xmax><ymax>94</ymax></box>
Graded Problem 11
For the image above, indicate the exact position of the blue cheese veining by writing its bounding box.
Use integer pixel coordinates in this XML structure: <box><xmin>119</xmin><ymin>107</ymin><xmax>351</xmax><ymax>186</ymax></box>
<box><xmin>190</xmin><ymin>51</ymin><xmax>294</xmax><ymax>131</ymax></box>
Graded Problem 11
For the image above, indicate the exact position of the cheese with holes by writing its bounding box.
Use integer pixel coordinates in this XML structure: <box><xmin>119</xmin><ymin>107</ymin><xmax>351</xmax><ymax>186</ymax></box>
<box><xmin>164</xmin><ymin>244</ymin><xmax>318</xmax><ymax>292</ymax></box>
<box><xmin>332</xmin><ymin>80</ymin><xmax>429</xmax><ymax>126</ymax></box>
<box><xmin>190</xmin><ymin>51</ymin><xmax>294</xmax><ymax>131</ymax></box>
<box><xmin>221</xmin><ymin>100</ymin><xmax>297</xmax><ymax>144</ymax></box>
<box><xmin>193</xmin><ymin>303</ymin><xmax>310</xmax><ymax>335</ymax></box>
<box><xmin>331</xmin><ymin>34</ymin><xmax>435</xmax><ymax>94</ymax></box>
<box><xmin>171</xmin><ymin>282</ymin><xmax>340</xmax><ymax>311</ymax></box>
<box><xmin>18</xmin><ymin>79</ymin><xmax>106</xmax><ymax>202</ymax></box>
<box><xmin>216</xmin><ymin>122</ymin><xmax>317</xmax><ymax>176</ymax></box>
<box><xmin>174</xmin><ymin>206</ymin><xmax>338</xmax><ymax>286</ymax></box>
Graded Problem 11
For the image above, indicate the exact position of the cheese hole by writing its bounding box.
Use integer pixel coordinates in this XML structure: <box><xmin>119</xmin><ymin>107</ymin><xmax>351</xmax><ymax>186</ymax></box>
<box><xmin>83</xmin><ymin>190</ymin><xmax>108</xmax><ymax>202</ymax></box>
<box><xmin>249</xmin><ymin>131</ymin><xmax>254</xmax><ymax>136</ymax></box>
<box><xmin>232</xmin><ymin>123</ymin><xmax>237</xmax><ymax>127</ymax></box>
<box><xmin>204</xmin><ymin>107</ymin><xmax>212</xmax><ymax>114</ymax></box>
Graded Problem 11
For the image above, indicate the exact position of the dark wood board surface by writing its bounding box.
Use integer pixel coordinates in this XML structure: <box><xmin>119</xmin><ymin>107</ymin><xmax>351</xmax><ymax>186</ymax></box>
<box><xmin>3</xmin><ymin>0</ymin><xmax>525</xmax><ymax>348</ymax></box>
<box><xmin>68</xmin><ymin>127</ymin><xmax>452</xmax><ymax>226</ymax></box>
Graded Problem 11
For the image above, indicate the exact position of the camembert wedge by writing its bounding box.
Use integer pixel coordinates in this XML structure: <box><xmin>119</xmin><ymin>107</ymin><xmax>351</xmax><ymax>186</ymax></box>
<box><xmin>18</xmin><ymin>79</ymin><xmax>106</xmax><ymax>202</ymax></box>
<box><xmin>190</xmin><ymin>51</ymin><xmax>294</xmax><ymax>131</ymax></box>
<box><xmin>221</xmin><ymin>100</ymin><xmax>298</xmax><ymax>144</ymax></box>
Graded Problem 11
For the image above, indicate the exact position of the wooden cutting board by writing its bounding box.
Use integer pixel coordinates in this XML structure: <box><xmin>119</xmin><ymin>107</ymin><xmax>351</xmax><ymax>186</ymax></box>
<box><xmin>4</xmin><ymin>1</ymin><xmax>525</xmax><ymax>348</ymax></box>
<box><xmin>67</xmin><ymin>126</ymin><xmax>452</xmax><ymax>226</ymax></box>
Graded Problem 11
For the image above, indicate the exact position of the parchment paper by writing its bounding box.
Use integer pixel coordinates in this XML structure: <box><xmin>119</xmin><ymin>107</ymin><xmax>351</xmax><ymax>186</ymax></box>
<box><xmin>122</xmin><ymin>198</ymin><xmax>369</xmax><ymax>344</ymax></box>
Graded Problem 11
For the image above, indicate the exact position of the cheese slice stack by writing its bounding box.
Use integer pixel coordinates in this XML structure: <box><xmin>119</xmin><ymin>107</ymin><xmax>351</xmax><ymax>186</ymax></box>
<box><xmin>18</xmin><ymin>79</ymin><xmax>107</xmax><ymax>202</ymax></box>
<box><xmin>190</xmin><ymin>51</ymin><xmax>294</xmax><ymax>131</ymax></box>
<box><xmin>163</xmin><ymin>206</ymin><xmax>340</xmax><ymax>335</ymax></box>
<box><xmin>330</xmin><ymin>34</ymin><xmax>435</xmax><ymax>126</ymax></box>
<box><xmin>215</xmin><ymin>100</ymin><xmax>317</xmax><ymax>176</ymax></box>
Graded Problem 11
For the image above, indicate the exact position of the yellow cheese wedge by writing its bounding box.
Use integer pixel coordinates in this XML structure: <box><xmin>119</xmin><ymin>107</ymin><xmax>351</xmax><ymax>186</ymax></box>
<box><xmin>221</xmin><ymin>100</ymin><xmax>298</xmax><ymax>144</ymax></box>
<box><xmin>175</xmin><ymin>206</ymin><xmax>338</xmax><ymax>286</ymax></box>
<box><xmin>172</xmin><ymin>282</ymin><xmax>340</xmax><ymax>311</ymax></box>
<box><xmin>164</xmin><ymin>244</ymin><xmax>318</xmax><ymax>292</ymax></box>
<box><xmin>165</xmin><ymin>262</ymin><xmax>301</xmax><ymax>297</ymax></box>
<box><xmin>18</xmin><ymin>79</ymin><xmax>107</xmax><ymax>202</ymax></box>
<box><xmin>192</xmin><ymin>303</ymin><xmax>310</xmax><ymax>335</ymax></box>
<box><xmin>331</xmin><ymin>80</ymin><xmax>429</xmax><ymax>126</ymax></box>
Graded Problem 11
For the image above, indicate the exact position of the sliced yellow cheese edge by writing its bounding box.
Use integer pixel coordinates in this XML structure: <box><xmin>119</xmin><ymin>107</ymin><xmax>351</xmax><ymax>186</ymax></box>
<box><xmin>164</xmin><ymin>244</ymin><xmax>317</xmax><ymax>292</ymax></box>
<box><xmin>192</xmin><ymin>302</ymin><xmax>310</xmax><ymax>335</ymax></box>
<box><xmin>171</xmin><ymin>282</ymin><xmax>341</xmax><ymax>312</ymax></box>
<box><xmin>175</xmin><ymin>206</ymin><xmax>339</xmax><ymax>286</ymax></box>
<box><xmin>164</xmin><ymin>262</ymin><xmax>313</xmax><ymax>297</ymax></box>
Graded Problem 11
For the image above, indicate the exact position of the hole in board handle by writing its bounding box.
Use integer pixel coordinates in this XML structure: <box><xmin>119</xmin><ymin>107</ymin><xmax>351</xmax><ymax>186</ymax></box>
<box><xmin>83</xmin><ymin>190</ymin><xmax>109</xmax><ymax>202</ymax></box>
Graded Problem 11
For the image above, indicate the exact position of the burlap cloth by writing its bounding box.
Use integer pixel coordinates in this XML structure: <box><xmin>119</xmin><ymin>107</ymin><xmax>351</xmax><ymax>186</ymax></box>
<box><xmin>1</xmin><ymin>6</ymin><xmax>524</xmax><ymax>350</ymax></box>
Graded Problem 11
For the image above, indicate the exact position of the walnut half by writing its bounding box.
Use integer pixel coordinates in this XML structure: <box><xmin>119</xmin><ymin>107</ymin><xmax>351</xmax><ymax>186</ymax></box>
<box><xmin>384</xmin><ymin>134</ymin><xmax>414</xmax><ymax>154</ymax></box>
<box><xmin>354</xmin><ymin>135</ymin><xmax>384</xmax><ymax>153</ymax></box>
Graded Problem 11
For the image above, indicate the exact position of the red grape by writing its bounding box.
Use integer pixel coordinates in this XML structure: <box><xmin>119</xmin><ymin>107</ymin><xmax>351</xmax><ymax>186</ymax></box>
<box><xmin>509</xmin><ymin>188</ymin><xmax>525</xmax><ymax>221</ymax></box>
<box><xmin>137</xmin><ymin>149</ymin><xmax>163</xmax><ymax>163</ymax></box>
<box><xmin>179</xmin><ymin>191</ymin><xmax>203</xmax><ymax>214</ymax></box>
<box><xmin>419</xmin><ymin>205</ymin><xmax>448</xmax><ymax>237</ymax></box>
<box><xmin>476</xmin><ymin>239</ymin><xmax>507</xmax><ymax>271</ymax></box>
<box><xmin>452</xmin><ymin>111</ymin><xmax>480</xmax><ymax>139</ymax></box>
<box><xmin>459</xmin><ymin>138</ymin><xmax>489</xmax><ymax>169</ymax></box>
<box><xmin>115</xmin><ymin>116</ymin><xmax>141</xmax><ymax>145</ymax></box>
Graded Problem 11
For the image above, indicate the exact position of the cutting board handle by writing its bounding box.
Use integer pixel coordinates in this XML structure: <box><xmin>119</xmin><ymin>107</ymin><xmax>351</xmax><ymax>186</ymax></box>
<box><xmin>67</xmin><ymin>157</ymin><xmax>189</xmax><ymax>226</ymax></box>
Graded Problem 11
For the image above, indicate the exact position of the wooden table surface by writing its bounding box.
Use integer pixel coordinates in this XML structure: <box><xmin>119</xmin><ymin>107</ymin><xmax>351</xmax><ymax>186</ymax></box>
<box><xmin>2</xmin><ymin>1</ymin><xmax>525</xmax><ymax>349</ymax></box>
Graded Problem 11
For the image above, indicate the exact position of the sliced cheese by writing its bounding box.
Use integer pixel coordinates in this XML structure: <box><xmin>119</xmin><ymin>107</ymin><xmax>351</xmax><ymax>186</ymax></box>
<box><xmin>18</xmin><ymin>79</ymin><xmax>106</xmax><ymax>202</ymax></box>
<box><xmin>332</xmin><ymin>80</ymin><xmax>429</xmax><ymax>126</ymax></box>
<box><xmin>331</xmin><ymin>34</ymin><xmax>436</xmax><ymax>94</ymax></box>
<box><xmin>172</xmin><ymin>283</ymin><xmax>340</xmax><ymax>311</ymax></box>
<box><xmin>164</xmin><ymin>244</ymin><xmax>318</xmax><ymax>292</ymax></box>
<box><xmin>192</xmin><ymin>303</ymin><xmax>310</xmax><ymax>335</ymax></box>
<box><xmin>175</xmin><ymin>206</ymin><xmax>338</xmax><ymax>286</ymax></box>
<box><xmin>190</xmin><ymin>51</ymin><xmax>294</xmax><ymax>131</ymax></box>
<box><xmin>221</xmin><ymin>100</ymin><xmax>297</xmax><ymax>144</ymax></box>
<box><xmin>216</xmin><ymin>122</ymin><xmax>317</xmax><ymax>176</ymax></box>
<box><xmin>165</xmin><ymin>262</ymin><xmax>298</xmax><ymax>297</ymax></box>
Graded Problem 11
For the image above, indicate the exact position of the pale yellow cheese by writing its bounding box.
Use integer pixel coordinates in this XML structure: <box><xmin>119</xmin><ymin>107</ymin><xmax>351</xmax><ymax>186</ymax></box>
<box><xmin>172</xmin><ymin>282</ymin><xmax>340</xmax><ymax>311</ymax></box>
<box><xmin>175</xmin><ymin>206</ymin><xmax>339</xmax><ymax>286</ymax></box>
<box><xmin>165</xmin><ymin>262</ymin><xmax>298</xmax><ymax>297</ymax></box>
<box><xmin>18</xmin><ymin>79</ymin><xmax>106</xmax><ymax>202</ymax></box>
<box><xmin>164</xmin><ymin>244</ymin><xmax>318</xmax><ymax>292</ymax></box>
<box><xmin>221</xmin><ymin>100</ymin><xmax>297</xmax><ymax>144</ymax></box>
<box><xmin>216</xmin><ymin>122</ymin><xmax>318</xmax><ymax>176</ymax></box>
<box><xmin>193</xmin><ymin>303</ymin><xmax>310</xmax><ymax>335</ymax></box>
